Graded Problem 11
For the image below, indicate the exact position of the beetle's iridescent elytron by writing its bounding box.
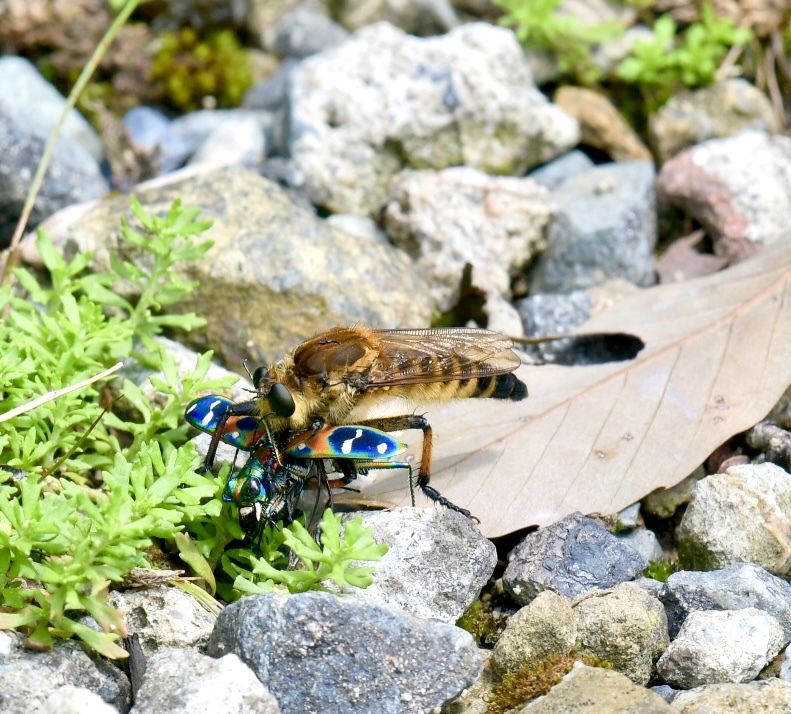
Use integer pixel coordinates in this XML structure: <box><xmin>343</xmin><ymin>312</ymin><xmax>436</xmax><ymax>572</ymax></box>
<box><xmin>186</xmin><ymin>395</ymin><xmax>410</xmax><ymax>538</ymax></box>
<box><xmin>202</xmin><ymin>327</ymin><xmax>528</xmax><ymax>516</ymax></box>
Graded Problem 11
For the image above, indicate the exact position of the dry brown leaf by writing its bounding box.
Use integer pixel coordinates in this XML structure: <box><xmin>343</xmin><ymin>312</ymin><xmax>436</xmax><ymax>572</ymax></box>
<box><xmin>655</xmin><ymin>230</ymin><xmax>729</xmax><ymax>283</ymax></box>
<box><xmin>362</xmin><ymin>240</ymin><xmax>791</xmax><ymax>538</ymax></box>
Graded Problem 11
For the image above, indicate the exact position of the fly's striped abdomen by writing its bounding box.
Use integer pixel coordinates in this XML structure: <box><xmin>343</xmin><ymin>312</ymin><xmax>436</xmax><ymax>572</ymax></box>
<box><xmin>472</xmin><ymin>373</ymin><xmax>528</xmax><ymax>400</ymax></box>
<box><xmin>396</xmin><ymin>374</ymin><xmax>527</xmax><ymax>402</ymax></box>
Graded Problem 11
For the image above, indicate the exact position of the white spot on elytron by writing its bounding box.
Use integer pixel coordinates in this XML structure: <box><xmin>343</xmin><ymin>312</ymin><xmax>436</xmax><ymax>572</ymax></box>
<box><xmin>229</xmin><ymin>430</ymin><xmax>241</xmax><ymax>441</ymax></box>
<box><xmin>377</xmin><ymin>442</ymin><xmax>387</xmax><ymax>455</ymax></box>
<box><xmin>295</xmin><ymin>442</ymin><xmax>309</xmax><ymax>452</ymax></box>
<box><xmin>341</xmin><ymin>429</ymin><xmax>364</xmax><ymax>455</ymax></box>
<box><xmin>198</xmin><ymin>398</ymin><xmax>224</xmax><ymax>427</ymax></box>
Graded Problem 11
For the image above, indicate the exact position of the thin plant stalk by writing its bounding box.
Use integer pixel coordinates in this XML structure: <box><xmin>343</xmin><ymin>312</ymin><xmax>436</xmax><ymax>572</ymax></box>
<box><xmin>0</xmin><ymin>0</ymin><xmax>141</xmax><ymax>286</ymax></box>
<box><xmin>0</xmin><ymin>362</ymin><xmax>124</xmax><ymax>424</ymax></box>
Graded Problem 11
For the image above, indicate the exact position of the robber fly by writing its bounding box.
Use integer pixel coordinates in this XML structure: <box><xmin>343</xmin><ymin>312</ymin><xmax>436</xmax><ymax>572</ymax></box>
<box><xmin>202</xmin><ymin>327</ymin><xmax>527</xmax><ymax>517</ymax></box>
<box><xmin>186</xmin><ymin>394</ymin><xmax>411</xmax><ymax>538</ymax></box>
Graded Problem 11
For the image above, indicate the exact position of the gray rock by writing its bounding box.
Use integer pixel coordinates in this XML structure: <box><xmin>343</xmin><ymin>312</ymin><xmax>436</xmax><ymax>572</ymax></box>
<box><xmin>649</xmin><ymin>79</ymin><xmax>779</xmax><ymax>164</ymax></box>
<box><xmin>129</xmin><ymin>648</ymin><xmax>278</xmax><ymax>714</ymax></box>
<box><xmin>781</xmin><ymin>642</ymin><xmax>791</xmax><ymax>681</ymax></box>
<box><xmin>0</xmin><ymin>636</ymin><xmax>130</xmax><ymax>714</ymax></box>
<box><xmin>528</xmin><ymin>150</ymin><xmax>595</xmax><ymax>190</ymax></box>
<box><xmin>246</xmin><ymin>1</ymin><xmax>322</xmax><ymax>52</ymax></box>
<box><xmin>670</xmin><ymin>679</ymin><xmax>791</xmax><ymax>713</ymax></box>
<box><xmin>105</xmin><ymin>586</ymin><xmax>217</xmax><ymax>656</ymax></box>
<box><xmin>517</xmin><ymin>289</ymin><xmax>592</xmax><ymax>364</ymax></box>
<box><xmin>159</xmin><ymin>110</ymin><xmax>275</xmax><ymax>174</ymax></box>
<box><xmin>635</xmin><ymin>576</ymin><xmax>665</xmax><ymax>600</ymax></box>
<box><xmin>123</xmin><ymin>107</ymin><xmax>172</xmax><ymax>153</ymax></box>
<box><xmin>518</xmin><ymin>278</ymin><xmax>641</xmax><ymax>365</ymax></box>
<box><xmin>562</xmin><ymin>0</ymin><xmax>637</xmax><ymax>35</ymax></box>
<box><xmin>326</xmin><ymin>213</ymin><xmax>391</xmax><ymax>245</ymax></box>
<box><xmin>676</xmin><ymin>462</ymin><xmax>791</xmax><ymax>576</ymax></box>
<box><xmin>659</xmin><ymin>562</ymin><xmax>791</xmax><ymax>640</ymax></box>
<box><xmin>383</xmin><ymin>166</ymin><xmax>552</xmax><ymax>312</ymax></box>
<box><xmin>483</xmin><ymin>294</ymin><xmax>525</xmax><ymax>337</ymax></box>
<box><xmin>288</xmin><ymin>22</ymin><xmax>579</xmax><ymax>215</ymax></box>
<box><xmin>529</xmin><ymin>160</ymin><xmax>657</xmax><ymax>293</ymax></box>
<box><xmin>657</xmin><ymin>129</ymin><xmax>791</xmax><ymax>255</ymax></box>
<box><xmin>616</xmin><ymin>528</ymin><xmax>664</xmax><ymax>564</ymax></box>
<box><xmin>244</xmin><ymin>57</ymin><xmax>301</xmax><ymax>115</ymax></box>
<box><xmin>40</xmin><ymin>686</ymin><xmax>119</xmax><ymax>714</ymax></box>
<box><xmin>767</xmin><ymin>384</ymin><xmax>791</xmax><ymax>430</ymax></box>
<box><xmin>0</xmin><ymin>106</ymin><xmax>109</xmax><ymax>244</ymax></box>
<box><xmin>151</xmin><ymin>0</ymin><xmax>247</xmax><ymax>32</ymax></box>
<box><xmin>521</xmin><ymin>662</ymin><xmax>674</xmax><ymax>713</ymax></box>
<box><xmin>656</xmin><ymin>608</ymin><xmax>785</xmax><ymax>688</ymax></box>
<box><xmin>617</xmin><ymin>502</ymin><xmax>642</xmax><ymax>529</ymax></box>
<box><xmin>257</xmin><ymin>155</ymin><xmax>312</xmax><ymax>202</ymax></box>
<box><xmin>336</xmin><ymin>0</ymin><xmax>460</xmax><ymax>34</ymax></box>
<box><xmin>572</xmin><ymin>582</ymin><xmax>669</xmax><ymax>685</ymax></box>
<box><xmin>592</xmin><ymin>24</ymin><xmax>654</xmax><ymax>76</ymax></box>
<box><xmin>650</xmin><ymin>684</ymin><xmax>678</xmax><ymax>703</ymax></box>
<box><xmin>189</xmin><ymin>112</ymin><xmax>267</xmax><ymax>168</ymax></box>
<box><xmin>207</xmin><ymin>591</ymin><xmax>482</xmax><ymax>714</ymax></box>
<box><xmin>524</xmin><ymin>47</ymin><xmax>562</xmax><ymax>86</ymax></box>
<box><xmin>641</xmin><ymin>467</ymin><xmax>705</xmax><ymax>519</ymax></box>
<box><xmin>503</xmin><ymin>512</ymin><xmax>649</xmax><ymax>606</ymax></box>
<box><xmin>343</xmin><ymin>507</ymin><xmax>497</xmax><ymax>624</ymax></box>
<box><xmin>441</xmin><ymin>661</ymin><xmax>495</xmax><ymax>714</ymax></box>
<box><xmin>0</xmin><ymin>56</ymin><xmax>104</xmax><ymax>161</ymax></box>
<box><xmin>491</xmin><ymin>591</ymin><xmax>577</xmax><ymax>676</ymax></box>
<box><xmin>22</xmin><ymin>165</ymin><xmax>432</xmax><ymax>367</ymax></box>
<box><xmin>270</xmin><ymin>5</ymin><xmax>349</xmax><ymax>58</ymax></box>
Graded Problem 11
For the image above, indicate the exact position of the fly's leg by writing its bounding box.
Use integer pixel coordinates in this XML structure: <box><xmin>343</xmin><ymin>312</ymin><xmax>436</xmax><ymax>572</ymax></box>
<box><xmin>351</xmin><ymin>415</ymin><xmax>473</xmax><ymax>519</ymax></box>
<box><xmin>203</xmin><ymin>398</ymin><xmax>257</xmax><ymax>473</ymax></box>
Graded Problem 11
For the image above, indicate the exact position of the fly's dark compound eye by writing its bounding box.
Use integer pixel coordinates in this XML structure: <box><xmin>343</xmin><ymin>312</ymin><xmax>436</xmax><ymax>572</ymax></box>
<box><xmin>251</xmin><ymin>366</ymin><xmax>295</xmax><ymax>417</ymax></box>
<box><xmin>252</xmin><ymin>366</ymin><xmax>269</xmax><ymax>390</ymax></box>
<box><xmin>269</xmin><ymin>383</ymin><xmax>296</xmax><ymax>417</ymax></box>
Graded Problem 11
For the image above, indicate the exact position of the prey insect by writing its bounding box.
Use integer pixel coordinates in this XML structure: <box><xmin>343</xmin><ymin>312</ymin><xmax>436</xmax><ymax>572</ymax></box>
<box><xmin>202</xmin><ymin>327</ymin><xmax>528</xmax><ymax>517</ymax></box>
<box><xmin>186</xmin><ymin>395</ymin><xmax>411</xmax><ymax>539</ymax></box>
